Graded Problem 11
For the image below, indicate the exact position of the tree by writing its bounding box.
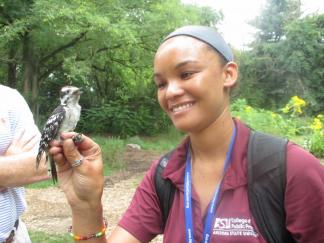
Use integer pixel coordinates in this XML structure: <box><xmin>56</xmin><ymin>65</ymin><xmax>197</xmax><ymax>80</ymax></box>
<box><xmin>251</xmin><ymin>0</ymin><xmax>301</xmax><ymax>42</ymax></box>
<box><xmin>282</xmin><ymin>14</ymin><xmax>324</xmax><ymax>113</ymax></box>
<box><xmin>236</xmin><ymin>0</ymin><xmax>324</xmax><ymax>113</ymax></box>
<box><xmin>0</xmin><ymin>0</ymin><xmax>223</xmax><ymax>134</ymax></box>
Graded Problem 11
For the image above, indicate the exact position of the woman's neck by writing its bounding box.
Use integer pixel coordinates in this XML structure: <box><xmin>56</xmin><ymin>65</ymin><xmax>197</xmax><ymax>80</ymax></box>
<box><xmin>189</xmin><ymin>108</ymin><xmax>235</xmax><ymax>165</ymax></box>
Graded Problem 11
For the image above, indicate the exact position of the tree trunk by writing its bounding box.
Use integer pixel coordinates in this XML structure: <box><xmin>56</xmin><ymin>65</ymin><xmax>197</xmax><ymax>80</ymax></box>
<box><xmin>22</xmin><ymin>33</ymin><xmax>32</xmax><ymax>97</ymax></box>
<box><xmin>22</xmin><ymin>32</ymin><xmax>40</xmax><ymax>122</ymax></box>
<box><xmin>7</xmin><ymin>43</ymin><xmax>17</xmax><ymax>88</ymax></box>
<box><xmin>31</xmin><ymin>65</ymin><xmax>40</xmax><ymax>124</ymax></box>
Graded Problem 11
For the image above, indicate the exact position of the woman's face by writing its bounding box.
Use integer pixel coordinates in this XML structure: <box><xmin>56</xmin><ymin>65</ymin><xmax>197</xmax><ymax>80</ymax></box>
<box><xmin>153</xmin><ymin>36</ymin><xmax>236</xmax><ymax>133</ymax></box>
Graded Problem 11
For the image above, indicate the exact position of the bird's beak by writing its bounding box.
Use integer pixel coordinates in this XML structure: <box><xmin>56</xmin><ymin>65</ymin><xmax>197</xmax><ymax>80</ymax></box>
<box><xmin>74</xmin><ymin>89</ymin><xmax>82</xmax><ymax>95</ymax></box>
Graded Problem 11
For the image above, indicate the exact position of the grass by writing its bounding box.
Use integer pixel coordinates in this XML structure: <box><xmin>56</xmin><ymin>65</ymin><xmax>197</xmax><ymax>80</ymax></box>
<box><xmin>26</xmin><ymin>179</ymin><xmax>57</xmax><ymax>189</ymax></box>
<box><xmin>29</xmin><ymin>230</ymin><xmax>71</xmax><ymax>243</ymax></box>
<box><xmin>125</xmin><ymin>126</ymin><xmax>184</xmax><ymax>152</ymax></box>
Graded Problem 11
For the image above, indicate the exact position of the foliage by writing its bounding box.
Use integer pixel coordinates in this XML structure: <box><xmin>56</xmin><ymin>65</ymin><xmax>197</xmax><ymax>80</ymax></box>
<box><xmin>236</xmin><ymin>0</ymin><xmax>323</xmax><ymax>114</ymax></box>
<box><xmin>305</xmin><ymin>115</ymin><xmax>324</xmax><ymax>157</ymax></box>
<box><xmin>251</xmin><ymin>0</ymin><xmax>301</xmax><ymax>42</ymax></box>
<box><xmin>1</xmin><ymin>0</ymin><xmax>323</xmax><ymax>142</ymax></box>
<box><xmin>126</xmin><ymin>126</ymin><xmax>185</xmax><ymax>152</ymax></box>
<box><xmin>0</xmin><ymin>0</ymin><xmax>223</xmax><ymax>131</ymax></box>
<box><xmin>78</xmin><ymin>95</ymin><xmax>171</xmax><ymax>137</ymax></box>
<box><xmin>231</xmin><ymin>97</ymin><xmax>324</xmax><ymax>158</ymax></box>
<box><xmin>26</xmin><ymin>179</ymin><xmax>56</xmax><ymax>189</ymax></box>
<box><xmin>92</xmin><ymin>135</ymin><xmax>125</xmax><ymax>172</ymax></box>
<box><xmin>29</xmin><ymin>230</ymin><xmax>71</xmax><ymax>243</ymax></box>
<box><xmin>231</xmin><ymin>98</ymin><xmax>302</xmax><ymax>137</ymax></box>
<box><xmin>281</xmin><ymin>95</ymin><xmax>306</xmax><ymax>117</ymax></box>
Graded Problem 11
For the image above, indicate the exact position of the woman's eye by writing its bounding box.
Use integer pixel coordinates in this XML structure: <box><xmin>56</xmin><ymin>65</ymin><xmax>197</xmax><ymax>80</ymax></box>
<box><xmin>156</xmin><ymin>81</ymin><xmax>166</xmax><ymax>89</ymax></box>
<box><xmin>181</xmin><ymin>72</ymin><xmax>193</xmax><ymax>80</ymax></box>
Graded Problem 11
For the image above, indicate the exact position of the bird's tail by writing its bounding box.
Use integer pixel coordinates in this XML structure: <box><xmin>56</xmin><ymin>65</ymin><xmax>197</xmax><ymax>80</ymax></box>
<box><xmin>49</xmin><ymin>156</ymin><xmax>58</xmax><ymax>183</ymax></box>
<box><xmin>36</xmin><ymin>150</ymin><xmax>43</xmax><ymax>168</ymax></box>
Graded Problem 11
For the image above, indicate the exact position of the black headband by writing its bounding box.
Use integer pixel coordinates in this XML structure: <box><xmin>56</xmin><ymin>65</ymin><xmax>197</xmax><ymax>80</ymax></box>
<box><xmin>163</xmin><ymin>25</ymin><xmax>233</xmax><ymax>62</ymax></box>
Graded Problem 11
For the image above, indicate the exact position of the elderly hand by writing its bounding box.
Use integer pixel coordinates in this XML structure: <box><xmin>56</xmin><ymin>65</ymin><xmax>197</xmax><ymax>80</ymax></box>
<box><xmin>49</xmin><ymin>132</ymin><xmax>104</xmax><ymax>210</ymax></box>
<box><xmin>5</xmin><ymin>128</ymin><xmax>40</xmax><ymax>156</ymax></box>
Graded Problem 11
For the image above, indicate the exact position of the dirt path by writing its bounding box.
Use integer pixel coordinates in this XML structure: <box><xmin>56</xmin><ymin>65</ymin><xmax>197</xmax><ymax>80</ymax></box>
<box><xmin>23</xmin><ymin>147</ymin><xmax>163</xmax><ymax>242</ymax></box>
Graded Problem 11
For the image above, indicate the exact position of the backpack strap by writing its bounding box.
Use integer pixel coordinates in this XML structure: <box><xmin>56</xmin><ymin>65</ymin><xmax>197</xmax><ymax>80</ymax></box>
<box><xmin>155</xmin><ymin>151</ymin><xmax>176</xmax><ymax>229</ymax></box>
<box><xmin>154</xmin><ymin>130</ymin><xmax>295</xmax><ymax>242</ymax></box>
<box><xmin>247</xmin><ymin>131</ymin><xmax>295</xmax><ymax>243</ymax></box>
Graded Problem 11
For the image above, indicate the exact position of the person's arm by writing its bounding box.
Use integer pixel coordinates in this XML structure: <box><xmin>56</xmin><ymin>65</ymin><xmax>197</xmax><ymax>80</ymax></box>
<box><xmin>49</xmin><ymin>133</ymin><xmax>141</xmax><ymax>243</ymax></box>
<box><xmin>0</xmin><ymin>88</ymin><xmax>50</xmax><ymax>187</ymax></box>
<box><xmin>0</xmin><ymin>128</ymin><xmax>48</xmax><ymax>187</ymax></box>
<box><xmin>285</xmin><ymin>144</ymin><xmax>324</xmax><ymax>242</ymax></box>
<box><xmin>0</xmin><ymin>152</ymin><xmax>48</xmax><ymax>187</ymax></box>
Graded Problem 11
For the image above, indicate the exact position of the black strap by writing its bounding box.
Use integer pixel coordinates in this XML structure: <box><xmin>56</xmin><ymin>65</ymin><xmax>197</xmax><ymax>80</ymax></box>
<box><xmin>247</xmin><ymin>131</ymin><xmax>295</xmax><ymax>243</ymax></box>
<box><xmin>155</xmin><ymin>131</ymin><xmax>295</xmax><ymax>242</ymax></box>
<box><xmin>5</xmin><ymin>220</ymin><xmax>19</xmax><ymax>243</ymax></box>
<box><xmin>154</xmin><ymin>151</ymin><xmax>175</xmax><ymax>229</ymax></box>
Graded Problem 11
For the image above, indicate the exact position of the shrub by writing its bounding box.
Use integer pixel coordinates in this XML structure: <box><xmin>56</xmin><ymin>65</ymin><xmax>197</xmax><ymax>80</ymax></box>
<box><xmin>305</xmin><ymin>115</ymin><xmax>324</xmax><ymax>157</ymax></box>
<box><xmin>231</xmin><ymin>98</ymin><xmax>301</xmax><ymax>137</ymax></box>
<box><xmin>78</xmin><ymin>97</ymin><xmax>171</xmax><ymax>137</ymax></box>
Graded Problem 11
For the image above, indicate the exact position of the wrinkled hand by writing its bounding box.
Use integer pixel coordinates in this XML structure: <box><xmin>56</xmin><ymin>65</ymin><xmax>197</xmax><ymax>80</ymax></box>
<box><xmin>49</xmin><ymin>133</ymin><xmax>104</xmax><ymax>209</ymax></box>
<box><xmin>1</xmin><ymin>128</ymin><xmax>40</xmax><ymax>192</ymax></box>
<box><xmin>5</xmin><ymin>128</ymin><xmax>40</xmax><ymax>156</ymax></box>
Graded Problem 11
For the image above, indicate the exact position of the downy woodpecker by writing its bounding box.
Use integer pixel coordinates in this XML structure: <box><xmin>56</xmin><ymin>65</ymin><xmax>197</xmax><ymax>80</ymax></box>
<box><xmin>36</xmin><ymin>86</ymin><xmax>82</xmax><ymax>182</ymax></box>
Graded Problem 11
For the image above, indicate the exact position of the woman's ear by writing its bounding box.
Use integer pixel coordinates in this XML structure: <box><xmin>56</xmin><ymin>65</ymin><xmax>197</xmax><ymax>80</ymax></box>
<box><xmin>223</xmin><ymin>62</ymin><xmax>238</xmax><ymax>88</ymax></box>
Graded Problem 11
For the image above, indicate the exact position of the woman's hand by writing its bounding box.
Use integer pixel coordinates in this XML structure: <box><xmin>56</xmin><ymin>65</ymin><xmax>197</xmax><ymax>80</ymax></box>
<box><xmin>49</xmin><ymin>132</ymin><xmax>104</xmax><ymax>210</ymax></box>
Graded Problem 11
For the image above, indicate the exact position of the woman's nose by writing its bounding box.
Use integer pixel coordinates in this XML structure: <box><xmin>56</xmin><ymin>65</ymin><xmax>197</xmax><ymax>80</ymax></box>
<box><xmin>165</xmin><ymin>81</ymin><xmax>184</xmax><ymax>99</ymax></box>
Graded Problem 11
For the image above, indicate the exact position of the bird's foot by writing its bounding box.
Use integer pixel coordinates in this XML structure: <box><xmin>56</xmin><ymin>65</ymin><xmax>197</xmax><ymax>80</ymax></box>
<box><xmin>72</xmin><ymin>133</ymin><xmax>84</xmax><ymax>144</ymax></box>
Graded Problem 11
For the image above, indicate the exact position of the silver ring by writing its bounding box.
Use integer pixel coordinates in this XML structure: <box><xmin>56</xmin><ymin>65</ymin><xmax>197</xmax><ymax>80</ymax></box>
<box><xmin>71</xmin><ymin>156</ymin><xmax>83</xmax><ymax>167</ymax></box>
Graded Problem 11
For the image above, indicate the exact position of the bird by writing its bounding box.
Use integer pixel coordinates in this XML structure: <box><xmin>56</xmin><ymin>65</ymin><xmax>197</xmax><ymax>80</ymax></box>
<box><xmin>36</xmin><ymin>86</ymin><xmax>82</xmax><ymax>182</ymax></box>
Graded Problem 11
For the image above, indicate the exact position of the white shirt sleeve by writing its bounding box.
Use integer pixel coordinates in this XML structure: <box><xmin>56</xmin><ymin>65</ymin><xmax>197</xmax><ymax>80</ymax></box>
<box><xmin>12</xmin><ymin>89</ymin><xmax>41</xmax><ymax>154</ymax></box>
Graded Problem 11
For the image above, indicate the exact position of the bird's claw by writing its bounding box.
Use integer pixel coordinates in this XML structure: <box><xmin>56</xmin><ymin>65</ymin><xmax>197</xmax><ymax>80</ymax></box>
<box><xmin>72</xmin><ymin>133</ymin><xmax>84</xmax><ymax>144</ymax></box>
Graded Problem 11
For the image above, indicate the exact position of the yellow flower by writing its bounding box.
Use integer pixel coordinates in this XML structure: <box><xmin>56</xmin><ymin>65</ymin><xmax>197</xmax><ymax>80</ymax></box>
<box><xmin>271</xmin><ymin>112</ymin><xmax>278</xmax><ymax>118</ymax></box>
<box><xmin>292</xmin><ymin>96</ymin><xmax>306</xmax><ymax>107</ymax></box>
<box><xmin>245</xmin><ymin>106</ymin><xmax>253</xmax><ymax>113</ymax></box>
<box><xmin>311</xmin><ymin>118</ymin><xmax>323</xmax><ymax>131</ymax></box>
<box><xmin>282</xmin><ymin>96</ymin><xmax>306</xmax><ymax>116</ymax></box>
<box><xmin>282</xmin><ymin>105</ymin><xmax>290</xmax><ymax>114</ymax></box>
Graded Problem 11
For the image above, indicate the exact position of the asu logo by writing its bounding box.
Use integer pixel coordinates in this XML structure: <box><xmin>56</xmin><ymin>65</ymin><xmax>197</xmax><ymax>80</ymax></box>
<box><xmin>213</xmin><ymin>218</ymin><xmax>258</xmax><ymax>237</ymax></box>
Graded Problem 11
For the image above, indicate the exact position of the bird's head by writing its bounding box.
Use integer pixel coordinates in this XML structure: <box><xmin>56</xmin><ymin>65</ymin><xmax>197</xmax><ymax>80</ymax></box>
<box><xmin>60</xmin><ymin>86</ymin><xmax>81</xmax><ymax>105</ymax></box>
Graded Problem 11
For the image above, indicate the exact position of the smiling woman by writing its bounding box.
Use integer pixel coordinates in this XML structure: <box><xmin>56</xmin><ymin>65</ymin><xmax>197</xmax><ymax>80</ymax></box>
<box><xmin>153</xmin><ymin>28</ymin><xmax>237</xmax><ymax>134</ymax></box>
<box><xmin>48</xmin><ymin>25</ymin><xmax>324</xmax><ymax>243</ymax></box>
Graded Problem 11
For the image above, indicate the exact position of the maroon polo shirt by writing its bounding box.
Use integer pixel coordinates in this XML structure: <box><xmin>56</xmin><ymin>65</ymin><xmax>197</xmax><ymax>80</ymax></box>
<box><xmin>118</xmin><ymin>120</ymin><xmax>324</xmax><ymax>242</ymax></box>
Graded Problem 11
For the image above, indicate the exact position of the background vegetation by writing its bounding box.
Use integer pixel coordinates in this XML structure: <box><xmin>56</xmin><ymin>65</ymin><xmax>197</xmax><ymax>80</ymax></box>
<box><xmin>1</xmin><ymin>0</ymin><xmax>322</xmax><ymax>240</ymax></box>
<box><xmin>1</xmin><ymin>0</ymin><xmax>322</xmax><ymax>132</ymax></box>
<box><xmin>1</xmin><ymin>0</ymin><xmax>322</xmax><ymax>155</ymax></box>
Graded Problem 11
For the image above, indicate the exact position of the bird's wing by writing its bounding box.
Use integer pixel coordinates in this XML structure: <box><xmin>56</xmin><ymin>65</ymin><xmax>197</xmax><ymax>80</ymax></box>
<box><xmin>36</xmin><ymin>105</ymin><xmax>66</xmax><ymax>166</ymax></box>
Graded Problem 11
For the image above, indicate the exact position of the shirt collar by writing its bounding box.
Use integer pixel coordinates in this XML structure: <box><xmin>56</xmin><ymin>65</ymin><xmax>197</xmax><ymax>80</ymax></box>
<box><xmin>162</xmin><ymin>119</ymin><xmax>251</xmax><ymax>191</ymax></box>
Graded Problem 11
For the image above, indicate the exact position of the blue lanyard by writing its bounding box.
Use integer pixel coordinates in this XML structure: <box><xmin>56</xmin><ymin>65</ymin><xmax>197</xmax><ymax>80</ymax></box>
<box><xmin>184</xmin><ymin>126</ymin><xmax>237</xmax><ymax>243</ymax></box>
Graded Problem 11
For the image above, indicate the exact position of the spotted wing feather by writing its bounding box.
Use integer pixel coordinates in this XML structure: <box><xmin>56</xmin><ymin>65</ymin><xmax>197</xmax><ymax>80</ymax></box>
<box><xmin>36</xmin><ymin>105</ymin><xmax>65</xmax><ymax>167</ymax></box>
